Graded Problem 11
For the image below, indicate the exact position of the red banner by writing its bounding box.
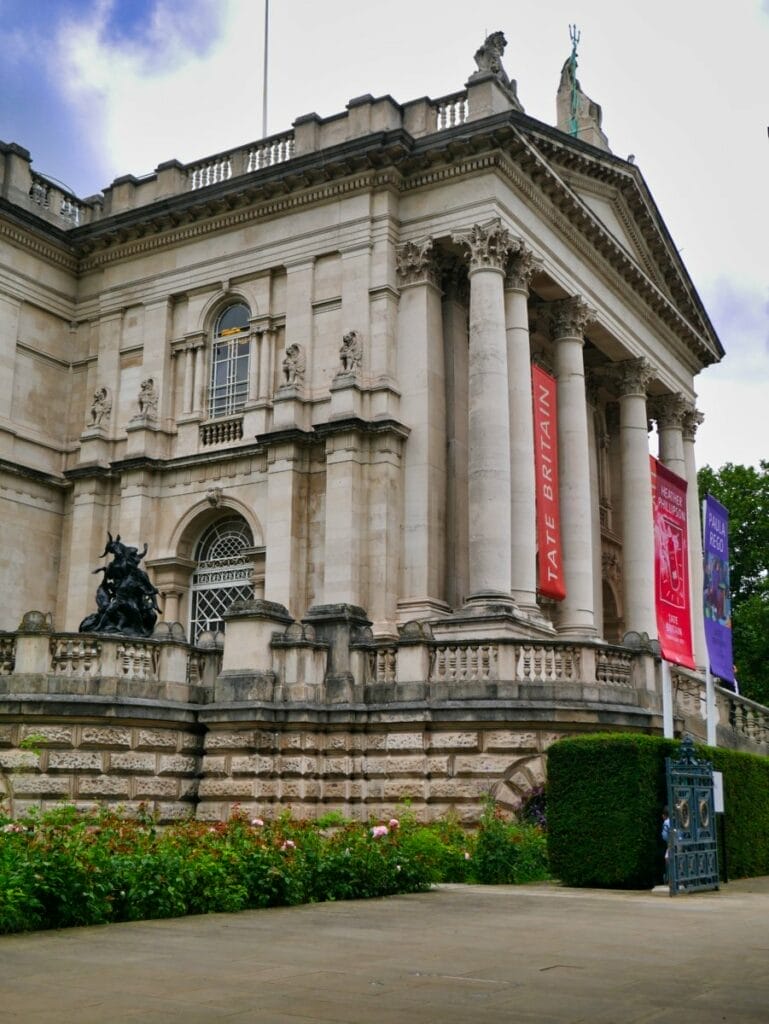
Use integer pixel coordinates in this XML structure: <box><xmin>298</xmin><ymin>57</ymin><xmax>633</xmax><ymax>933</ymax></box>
<box><xmin>650</xmin><ymin>456</ymin><xmax>695</xmax><ymax>669</ymax></box>
<box><xmin>532</xmin><ymin>365</ymin><xmax>565</xmax><ymax>600</ymax></box>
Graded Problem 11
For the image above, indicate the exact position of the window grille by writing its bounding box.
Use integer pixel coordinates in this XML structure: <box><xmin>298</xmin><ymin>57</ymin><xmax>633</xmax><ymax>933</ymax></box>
<box><xmin>190</xmin><ymin>517</ymin><xmax>254</xmax><ymax>641</ymax></box>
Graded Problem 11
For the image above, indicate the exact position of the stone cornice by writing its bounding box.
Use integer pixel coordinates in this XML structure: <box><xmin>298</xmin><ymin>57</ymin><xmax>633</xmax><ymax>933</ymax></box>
<box><xmin>5</xmin><ymin>110</ymin><xmax>721</xmax><ymax>368</ymax></box>
<box><xmin>0</xmin><ymin>200</ymin><xmax>77</xmax><ymax>272</ymax></box>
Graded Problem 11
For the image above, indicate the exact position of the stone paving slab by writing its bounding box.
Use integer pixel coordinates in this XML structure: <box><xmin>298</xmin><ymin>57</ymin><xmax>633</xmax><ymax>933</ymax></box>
<box><xmin>3</xmin><ymin>879</ymin><xmax>769</xmax><ymax>1022</ymax></box>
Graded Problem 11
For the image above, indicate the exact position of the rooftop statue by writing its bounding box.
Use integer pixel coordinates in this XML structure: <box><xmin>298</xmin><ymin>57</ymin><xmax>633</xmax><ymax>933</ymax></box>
<box><xmin>79</xmin><ymin>533</ymin><xmax>161</xmax><ymax>637</ymax></box>
<box><xmin>472</xmin><ymin>31</ymin><xmax>512</xmax><ymax>89</ymax></box>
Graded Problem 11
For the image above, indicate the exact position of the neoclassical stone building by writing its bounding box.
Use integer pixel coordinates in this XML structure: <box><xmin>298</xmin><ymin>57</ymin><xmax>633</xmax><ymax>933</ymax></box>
<box><xmin>1</xmin><ymin>35</ymin><xmax>761</xmax><ymax>821</ymax></box>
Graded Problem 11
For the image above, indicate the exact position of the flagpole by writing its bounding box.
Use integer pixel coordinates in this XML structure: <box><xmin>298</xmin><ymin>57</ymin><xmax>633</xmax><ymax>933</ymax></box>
<box><xmin>262</xmin><ymin>0</ymin><xmax>270</xmax><ymax>138</ymax></box>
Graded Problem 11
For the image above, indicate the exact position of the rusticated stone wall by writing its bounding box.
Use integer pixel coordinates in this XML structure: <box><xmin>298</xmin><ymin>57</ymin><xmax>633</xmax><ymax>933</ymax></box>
<box><xmin>0</xmin><ymin>720</ymin><xmax>203</xmax><ymax>820</ymax></box>
<box><xmin>195</xmin><ymin>725</ymin><xmax>558</xmax><ymax>824</ymax></box>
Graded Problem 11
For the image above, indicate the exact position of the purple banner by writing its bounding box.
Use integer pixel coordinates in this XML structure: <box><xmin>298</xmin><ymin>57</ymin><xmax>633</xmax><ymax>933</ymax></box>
<box><xmin>703</xmin><ymin>495</ymin><xmax>735</xmax><ymax>686</ymax></box>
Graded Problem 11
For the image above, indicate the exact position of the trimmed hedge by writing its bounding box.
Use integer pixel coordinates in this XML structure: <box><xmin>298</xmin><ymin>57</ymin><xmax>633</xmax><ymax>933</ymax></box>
<box><xmin>547</xmin><ymin>733</ymin><xmax>769</xmax><ymax>889</ymax></box>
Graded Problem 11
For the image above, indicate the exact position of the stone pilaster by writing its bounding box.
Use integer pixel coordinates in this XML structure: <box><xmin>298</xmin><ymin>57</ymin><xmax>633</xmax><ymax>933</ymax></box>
<box><xmin>683</xmin><ymin>404</ymin><xmax>707</xmax><ymax>668</ymax></box>
<box><xmin>544</xmin><ymin>296</ymin><xmax>597</xmax><ymax>636</ymax></box>
<box><xmin>395</xmin><ymin>238</ymin><xmax>449</xmax><ymax>618</ymax></box>
<box><xmin>262</xmin><ymin>435</ymin><xmax>312</xmax><ymax>619</ymax></box>
<box><xmin>504</xmin><ymin>246</ymin><xmax>539</xmax><ymax>609</ymax></box>
<box><xmin>614</xmin><ymin>357</ymin><xmax>657</xmax><ymax>639</ymax></box>
<box><xmin>452</xmin><ymin>219</ymin><xmax>516</xmax><ymax>606</ymax></box>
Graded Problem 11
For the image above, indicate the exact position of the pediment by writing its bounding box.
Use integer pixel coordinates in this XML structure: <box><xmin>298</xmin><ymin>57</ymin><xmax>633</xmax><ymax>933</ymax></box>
<box><xmin>566</xmin><ymin>178</ymin><xmax>670</xmax><ymax>295</ymax></box>
<box><xmin>514</xmin><ymin>124</ymin><xmax>722</xmax><ymax>361</ymax></box>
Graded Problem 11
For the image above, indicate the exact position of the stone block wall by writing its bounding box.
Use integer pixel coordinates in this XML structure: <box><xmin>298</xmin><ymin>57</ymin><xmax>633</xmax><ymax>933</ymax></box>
<box><xmin>0</xmin><ymin>720</ymin><xmax>203</xmax><ymax>821</ymax></box>
<box><xmin>195</xmin><ymin>724</ymin><xmax>561</xmax><ymax>824</ymax></box>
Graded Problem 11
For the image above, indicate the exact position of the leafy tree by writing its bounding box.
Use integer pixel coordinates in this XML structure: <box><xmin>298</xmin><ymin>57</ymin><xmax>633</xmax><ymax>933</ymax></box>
<box><xmin>698</xmin><ymin>461</ymin><xmax>769</xmax><ymax>704</ymax></box>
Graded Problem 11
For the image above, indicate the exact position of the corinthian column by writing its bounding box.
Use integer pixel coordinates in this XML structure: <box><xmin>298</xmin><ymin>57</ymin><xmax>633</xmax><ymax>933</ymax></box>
<box><xmin>453</xmin><ymin>219</ymin><xmax>516</xmax><ymax>604</ymax></box>
<box><xmin>683</xmin><ymin>404</ymin><xmax>707</xmax><ymax>668</ymax></box>
<box><xmin>545</xmin><ymin>297</ymin><xmax>597</xmax><ymax>636</ymax></box>
<box><xmin>614</xmin><ymin>358</ymin><xmax>657</xmax><ymax>638</ymax></box>
<box><xmin>651</xmin><ymin>392</ymin><xmax>687</xmax><ymax>479</ymax></box>
<box><xmin>395</xmin><ymin>238</ymin><xmax>448</xmax><ymax>618</ymax></box>
<box><xmin>504</xmin><ymin>247</ymin><xmax>540</xmax><ymax>609</ymax></box>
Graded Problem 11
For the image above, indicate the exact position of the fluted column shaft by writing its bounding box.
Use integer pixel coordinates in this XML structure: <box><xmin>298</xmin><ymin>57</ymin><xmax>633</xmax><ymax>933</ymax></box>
<box><xmin>549</xmin><ymin>298</ymin><xmax>596</xmax><ymax>636</ymax></box>
<box><xmin>454</xmin><ymin>220</ymin><xmax>516</xmax><ymax>602</ymax></box>
<box><xmin>504</xmin><ymin>249</ymin><xmax>538</xmax><ymax>608</ymax></box>
<box><xmin>616</xmin><ymin>359</ymin><xmax>656</xmax><ymax>637</ymax></box>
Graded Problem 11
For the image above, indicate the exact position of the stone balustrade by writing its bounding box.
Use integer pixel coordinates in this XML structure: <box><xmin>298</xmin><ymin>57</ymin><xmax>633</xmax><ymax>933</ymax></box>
<box><xmin>717</xmin><ymin>685</ymin><xmax>769</xmax><ymax>750</ymax></box>
<box><xmin>0</xmin><ymin>635</ymin><xmax>15</xmax><ymax>675</ymax></box>
<box><xmin>2</xmin><ymin>83</ymin><xmax>480</xmax><ymax>226</ymax></box>
<box><xmin>28</xmin><ymin>171</ymin><xmax>89</xmax><ymax>226</ymax></box>
<box><xmin>0</xmin><ymin>628</ymin><xmax>220</xmax><ymax>701</ymax></box>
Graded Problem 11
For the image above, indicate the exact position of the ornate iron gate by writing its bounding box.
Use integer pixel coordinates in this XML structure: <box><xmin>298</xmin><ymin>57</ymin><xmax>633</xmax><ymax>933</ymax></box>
<box><xmin>665</xmin><ymin>735</ymin><xmax>719</xmax><ymax>895</ymax></box>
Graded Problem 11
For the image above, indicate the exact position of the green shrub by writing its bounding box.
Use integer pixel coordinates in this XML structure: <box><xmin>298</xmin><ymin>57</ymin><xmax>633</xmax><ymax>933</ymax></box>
<box><xmin>473</xmin><ymin>800</ymin><xmax>549</xmax><ymax>885</ymax></box>
<box><xmin>547</xmin><ymin>733</ymin><xmax>769</xmax><ymax>888</ymax></box>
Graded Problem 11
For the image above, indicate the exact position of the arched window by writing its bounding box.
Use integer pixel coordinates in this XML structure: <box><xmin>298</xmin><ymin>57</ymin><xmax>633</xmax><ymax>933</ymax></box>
<box><xmin>209</xmin><ymin>302</ymin><xmax>250</xmax><ymax>418</ymax></box>
<box><xmin>190</xmin><ymin>517</ymin><xmax>254</xmax><ymax>640</ymax></box>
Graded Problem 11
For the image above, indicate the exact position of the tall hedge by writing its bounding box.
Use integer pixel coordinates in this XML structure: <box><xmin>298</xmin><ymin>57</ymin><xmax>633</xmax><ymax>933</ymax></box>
<box><xmin>547</xmin><ymin>733</ymin><xmax>769</xmax><ymax>888</ymax></box>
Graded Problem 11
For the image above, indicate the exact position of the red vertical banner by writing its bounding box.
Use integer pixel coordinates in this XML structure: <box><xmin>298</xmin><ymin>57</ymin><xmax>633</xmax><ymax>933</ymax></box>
<box><xmin>532</xmin><ymin>365</ymin><xmax>566</xmax><ymax>600</ymax></box>
<box><xmin>650</xmin><ymin>456</ymin><xmax>695</xmax><ymax>669</ymax></box>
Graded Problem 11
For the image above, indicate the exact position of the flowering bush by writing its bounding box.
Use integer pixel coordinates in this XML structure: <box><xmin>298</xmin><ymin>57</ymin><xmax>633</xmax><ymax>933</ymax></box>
<box><xmin>0</xmin><ymin>801</ymin><xmax>549</xmax><ymax>934</ymax></box>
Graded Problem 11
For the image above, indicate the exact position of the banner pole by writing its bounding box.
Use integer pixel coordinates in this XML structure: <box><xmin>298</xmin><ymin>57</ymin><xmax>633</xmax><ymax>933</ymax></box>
<box><xmin>706</xmin><ymin>666</ymin><xmax>716</xmax><ymax>747</ymax></box>
<box><xmin>662</xmin><ymin>659</ymin><xmax>674</xmax><ymax>738</ymax></box>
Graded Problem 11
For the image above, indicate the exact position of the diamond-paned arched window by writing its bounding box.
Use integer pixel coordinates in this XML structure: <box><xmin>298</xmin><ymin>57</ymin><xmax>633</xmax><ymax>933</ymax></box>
<box><xmin>190</xmin><ymin>517</ymin><xmax>254</xmax><ymax>640</ymax></box>
<box><xmin>209</xmin><ymin>303</ymin><xmax>250</xmax><ymax>418</ymax></box>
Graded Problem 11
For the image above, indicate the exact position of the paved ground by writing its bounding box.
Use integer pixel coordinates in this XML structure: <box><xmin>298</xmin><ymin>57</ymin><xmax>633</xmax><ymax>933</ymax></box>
<box><xmin>3</xmin><ymin>878</ymin><xmax>769</xmax><ymax>1023</ymax></box>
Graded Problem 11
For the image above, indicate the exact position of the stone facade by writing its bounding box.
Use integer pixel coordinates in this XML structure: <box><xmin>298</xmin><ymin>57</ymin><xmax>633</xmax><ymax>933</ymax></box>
<box><xmin>0</xmin><ymin>35</ymin><xmax>754</xmax><ymax>822</ymax></box>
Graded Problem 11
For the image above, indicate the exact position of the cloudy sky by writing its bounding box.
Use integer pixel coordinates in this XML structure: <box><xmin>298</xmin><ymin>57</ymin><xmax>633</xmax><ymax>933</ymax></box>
<box><xmin>1</xmin><ymin>0</ymin><xmax>767</xmax><ymax>471</ymax></box>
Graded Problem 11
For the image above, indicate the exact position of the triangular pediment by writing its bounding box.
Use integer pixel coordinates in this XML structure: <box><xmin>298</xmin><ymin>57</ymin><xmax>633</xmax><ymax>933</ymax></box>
<box><xmin>566</xmin><ymin>178</ymin><xmax>670</xmax><ymax>294</ymax></box>
<box><xmin>513</xmin><ymin>123</ymin><xmax>722</xmax><ymax>361</ymax></box>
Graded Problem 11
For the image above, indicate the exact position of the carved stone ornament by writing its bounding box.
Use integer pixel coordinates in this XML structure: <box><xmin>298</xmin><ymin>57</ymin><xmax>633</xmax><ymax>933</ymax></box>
<box><xmin>602</xmin><ymin>549</ymin><xmax>621</xmax><ymax>583</ymax></box>
<box><xmin>452</xmin><ymin>218</ymin><xmax>517</xmax><ymax>274</ymax></box>
<box><xmin>86</xmin><ymin>385</ymin><xmax>112</xmax><ymax>427</ymax></box>
<box><xmin>504</xmin><ymin>245</ymin><xmax>541</xmax><ymax>291</ymax></box>
<box><xmin>649</xmin><ymin>392</ymin><xmax>688</xmax><ymax>430</ymax></box>
<box><xmin>395</xmin><ymin>238</ymin><xmax>439</xmax><ymax>287</ymax></box>
<box><xmin>613</xmin><ymin>357</ymin><xmax>655</xmax><ymax>398</ymax></box>
<box><xmin>281</xmin><ymin>343</ymin><xmax>306</xmax><ymax>387</ymax></box>
<box><xmin>543</xmin><ymin>296</ymin><xmax>595</xmax><ymax>340</ymax></box>
<box><xmin>338</xmin><ymin>330</ymin><xmax>363</xmax><ymax>376</ymax></box>
<box><xmin>682</xmin><ymin>404</ymin><xmax>704</xmax><ymax>443</ymax></box>
<box><xmin>136</xmin><ymin>377</ymin><xmax>159</xmax><ymax>420</ymax></box>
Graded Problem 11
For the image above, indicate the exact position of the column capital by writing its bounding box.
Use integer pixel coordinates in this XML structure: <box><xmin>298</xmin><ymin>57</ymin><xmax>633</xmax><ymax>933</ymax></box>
<box><xmin>612</xmin><ymin>357</ymin><xmax>655</xmax><ymax>398</ymax></box>
<box><xmin>542</xmin><ymin>296</ymin><xmax>595</xmax><ymax>340</ymax></box>
<box><xmin>682</xmin><ymin>404</ymin><xmax>704</xmax><ymax>442</ymax></box>
<box><xmin>504</xmin><ymin>244</ymin><xmax>541</xmax><ymax>292</ymax></box>
<box><xmin>395</xmin><ymin>238</ymin><xmax>440</xmax><ymax>288</ymax></box>
<box><xmin>452</xmin><ymin>217</ymin><xmax>517</xmax><ymax>274</ymax></box>
<box><xmin>649</xmin><ymin>392</ymin><xmax>688</xmax><ymax>430</ymax></box>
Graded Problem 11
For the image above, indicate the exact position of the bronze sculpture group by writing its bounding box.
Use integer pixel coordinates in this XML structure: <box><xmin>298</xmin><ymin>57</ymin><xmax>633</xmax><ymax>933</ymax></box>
<box><xmin>79</xmin><ymin>534</ymin><xmax>160</xmax><ymax>637</ymax></box>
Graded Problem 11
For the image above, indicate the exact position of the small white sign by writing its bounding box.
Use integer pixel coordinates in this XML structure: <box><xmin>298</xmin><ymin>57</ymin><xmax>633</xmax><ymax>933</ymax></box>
<box><xmin>713</xmin><ymin>770</ymin><xmax>725</xmax><ymax>813</ymax></box>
